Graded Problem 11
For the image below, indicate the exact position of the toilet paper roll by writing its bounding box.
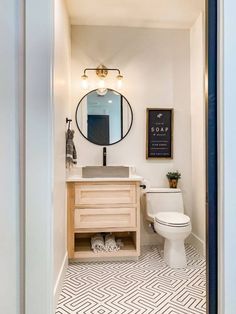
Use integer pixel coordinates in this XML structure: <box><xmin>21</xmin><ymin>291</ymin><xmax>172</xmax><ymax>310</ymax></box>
<box><xmin>141</xmin><ymin>179</ymin><xmax>151</xmax><ymax>193</ymax></box>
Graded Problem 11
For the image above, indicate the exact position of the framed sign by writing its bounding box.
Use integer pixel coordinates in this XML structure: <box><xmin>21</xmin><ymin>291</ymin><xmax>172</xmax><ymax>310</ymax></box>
<box><xmin>146</xmin><ymin>108</ymin><xmax>173</xmax><ymax>159</ymax></box>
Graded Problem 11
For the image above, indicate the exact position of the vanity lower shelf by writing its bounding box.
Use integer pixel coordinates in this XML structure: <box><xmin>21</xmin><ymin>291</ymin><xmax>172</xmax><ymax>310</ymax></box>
<box><xmin>73</xmin><ymin>232</ymin><xmax>138</xmax><ymax>261</ymax></box>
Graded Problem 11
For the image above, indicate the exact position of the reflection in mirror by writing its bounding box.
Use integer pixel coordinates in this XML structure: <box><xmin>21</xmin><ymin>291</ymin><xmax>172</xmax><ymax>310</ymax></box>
<box><xmin>75</xmin><ymin>89</ymin><xmax>133</xmax><ymax>145</ymax></box>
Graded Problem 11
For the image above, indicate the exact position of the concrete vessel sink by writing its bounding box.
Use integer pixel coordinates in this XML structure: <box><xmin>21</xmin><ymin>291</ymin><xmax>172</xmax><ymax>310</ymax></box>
<box><xmin>82</xmin><ymin>166</ymin><xmax>130</xmax><ymax>178</ymax></box>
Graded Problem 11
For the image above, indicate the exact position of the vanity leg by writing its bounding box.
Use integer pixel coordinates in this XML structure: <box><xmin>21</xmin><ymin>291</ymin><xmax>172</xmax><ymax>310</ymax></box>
<box><xmin>67</xmin><ymin>183</ymin><xmax>75</xmax><ymax>259</ymax></box>
<box><xmin>136</xmin><ymin>182</ymin><xmax>141</xmax><ymax>256</ymax></box>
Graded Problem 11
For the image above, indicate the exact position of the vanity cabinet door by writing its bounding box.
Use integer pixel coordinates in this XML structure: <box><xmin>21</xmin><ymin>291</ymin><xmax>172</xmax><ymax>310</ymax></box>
<box><xmin>74</xmin><ymin>207</ymin><xmax>136</xmax><ymax>229</ymax></box>
<box><xmin>74</xmin><ymin>183</ymin><xmax>136</xmax><ymax>205</ymax></box>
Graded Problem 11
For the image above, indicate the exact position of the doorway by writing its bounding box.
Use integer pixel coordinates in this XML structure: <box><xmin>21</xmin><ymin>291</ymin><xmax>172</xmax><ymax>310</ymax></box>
<box><xmin>22</xmin><ymin>0</ymin><xmax>218</xmax><ymax>314</ymax></box>
<box><xmin>88</xmin><ymin>115</ymin><xmax>110</xmax><ymax>145</ymax></box>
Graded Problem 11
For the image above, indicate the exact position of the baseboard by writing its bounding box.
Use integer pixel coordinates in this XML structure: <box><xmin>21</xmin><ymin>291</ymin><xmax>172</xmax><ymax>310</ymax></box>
<box><xmin>53</xmin><ymin>252</ymin><xmax>68</xmax><ymax>312</ymax></box>
<box><xmin>187</xmin><ymin>232</ymin><xmax>205</xmax><ymax>257</ymax></box>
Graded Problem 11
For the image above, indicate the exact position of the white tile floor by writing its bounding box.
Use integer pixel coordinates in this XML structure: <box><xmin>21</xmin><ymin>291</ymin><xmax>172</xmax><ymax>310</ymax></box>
<box><xmin>56</xmin><ymin>245</ymin><xmax>206</xmax><ymax>314</ymax></box>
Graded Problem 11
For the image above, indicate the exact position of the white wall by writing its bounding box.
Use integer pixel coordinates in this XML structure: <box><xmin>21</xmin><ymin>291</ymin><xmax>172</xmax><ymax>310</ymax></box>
<box><xmin>71</xmin><ymin>26</ymin><xmax>192</xmax><ymax>245</ymax></box>
<box><xmin>0</xmin><ymin>1</ymin><xmax>20</xmax><ymax>313</ymax></box>
<box><xmin>25</xmin><ymin>1</ymin><xmax>54</xmax><ymax>314</ymax></box>
<box><xmin>219</xmin><ymin>0</ymin><xmax>236</xmax><ymax>312</ymax></box>
<box><xmin>53</xmin><ymin>0</ymin><xmax>71</xmax><ymax>309</ymax></box>
<box><xmin>190</xmin><ymin>13</ymin><xmax>206</xmax><ymax>256</ymax></box>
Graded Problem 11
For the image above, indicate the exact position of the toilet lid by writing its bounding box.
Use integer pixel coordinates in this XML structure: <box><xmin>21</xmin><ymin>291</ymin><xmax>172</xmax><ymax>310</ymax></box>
<box><xmin>155</xmin><ymin>212</ymin><xmax>190</xmax><ymax>227</ymax></box>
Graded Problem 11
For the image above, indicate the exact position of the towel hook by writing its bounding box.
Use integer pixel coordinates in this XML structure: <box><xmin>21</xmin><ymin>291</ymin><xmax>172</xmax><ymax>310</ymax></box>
<box><xmin>66</xmin><ymin>117</ymin><xmax>72</xmax><ymax>130</ymax></box>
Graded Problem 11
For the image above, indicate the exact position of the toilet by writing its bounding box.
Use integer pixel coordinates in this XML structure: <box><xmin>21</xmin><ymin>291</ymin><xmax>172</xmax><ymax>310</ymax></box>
<box><xmin>145</xmin><ymin>188</ymin><xmax>191</xmax><ymax>268</ymax></box>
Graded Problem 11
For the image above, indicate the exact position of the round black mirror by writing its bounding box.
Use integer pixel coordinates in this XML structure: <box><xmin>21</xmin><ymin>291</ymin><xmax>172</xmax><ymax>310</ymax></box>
<box><xmin>75</xmin><ymin>89</ymin><xmax>133</xmax><ymax>146</ymax></box>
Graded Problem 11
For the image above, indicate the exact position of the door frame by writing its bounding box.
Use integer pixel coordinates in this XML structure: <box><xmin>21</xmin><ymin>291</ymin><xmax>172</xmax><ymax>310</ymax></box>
<box><xmin>21</xmin><ymin>0</ymin><xmax>221</xmax><ymax>314</ymax></box>
<box><xmin>206</xmin><ymin>0</ymin><xmax>218</xmax><ymax>313</ymax></box>
<box><xmin>23</xmin><ymin>1</ymin><xmax>54</xmax><ymax>314</ymax></box>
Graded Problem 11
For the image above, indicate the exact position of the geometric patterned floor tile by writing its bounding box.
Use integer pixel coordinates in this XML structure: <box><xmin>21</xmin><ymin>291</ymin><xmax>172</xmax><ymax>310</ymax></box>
<box><xmin>55</xmin><ymin>245</ymin><xmax>206</xmax><ymax>314</ymax></box>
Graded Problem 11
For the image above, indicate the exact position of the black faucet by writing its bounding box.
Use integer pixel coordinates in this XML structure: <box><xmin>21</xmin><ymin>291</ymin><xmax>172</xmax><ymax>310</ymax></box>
<box><xmin>103</xmin><ymin>147</ymin><xmax>107</xmax><ymax>166</ymax></box>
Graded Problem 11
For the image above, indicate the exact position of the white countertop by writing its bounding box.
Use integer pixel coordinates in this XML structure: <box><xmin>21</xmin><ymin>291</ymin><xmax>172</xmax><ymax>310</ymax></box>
<box><xmin>66</xmin><ymin>175</ymin><xmax>143</xmax><ymax>182</ymax></box>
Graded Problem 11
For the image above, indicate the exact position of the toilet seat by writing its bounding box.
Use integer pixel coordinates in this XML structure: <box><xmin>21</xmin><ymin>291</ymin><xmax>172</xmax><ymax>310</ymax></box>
<box><xmin>155</xmin><ymin>212</ymin><xmax>190</xmax><ymax>227</ymax></box>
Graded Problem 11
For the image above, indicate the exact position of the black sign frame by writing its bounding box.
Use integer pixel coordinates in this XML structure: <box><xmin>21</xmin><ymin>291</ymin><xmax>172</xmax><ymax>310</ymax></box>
<box><xmin>146</xmin><ymin>108</ymin><xmax>173</xmax><ymax>159</ymax></box>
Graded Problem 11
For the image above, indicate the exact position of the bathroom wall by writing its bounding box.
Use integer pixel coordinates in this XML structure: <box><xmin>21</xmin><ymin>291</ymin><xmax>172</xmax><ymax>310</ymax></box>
<box><xmin>70</xmin><ymin>25</ymin><xmax>192</xmax><ymax>245</ymax></box>
<box><xmin>190</xmin><ymin>13</ymin><xmax>206</xmax><ymax>255</ymax></box>
<box><xmin>53</xmin><ymin>0</ymin><xmax>71</xmax><ymax>308</ymax></box>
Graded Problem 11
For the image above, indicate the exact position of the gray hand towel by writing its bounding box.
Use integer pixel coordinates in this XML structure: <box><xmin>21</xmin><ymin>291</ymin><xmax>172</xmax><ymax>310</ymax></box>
<box><xmin>66</xmin><ymin>129</ymin><xmax>77</xmax><ymax>168</ymax></box>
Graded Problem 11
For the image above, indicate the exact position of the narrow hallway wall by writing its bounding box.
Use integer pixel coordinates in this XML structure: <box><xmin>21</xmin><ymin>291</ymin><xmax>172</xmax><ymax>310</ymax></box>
<box><xmin>190</xmin><ymin>13</ymin><xmax>206</xmax><ymax>255</ymax></box>
<box><xmin>0</xmin><ymin>1</ymin><xmax>20</xmax><ymax>313</ymax></box>
<box><xmin>53</xmin><ymin>0</ymin><xmax>71</xmax><ymax>309</ymax></box>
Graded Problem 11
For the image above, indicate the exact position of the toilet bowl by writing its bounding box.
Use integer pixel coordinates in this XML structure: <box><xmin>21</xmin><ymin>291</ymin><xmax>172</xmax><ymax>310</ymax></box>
<box><xmin>154</xmin><ymin>212</ymin><xmax>191</xmax><ymax>268</ymax></box>
<box><xmin>145</xmin><ymin>188</ymin><xmax>191</xmax><ymax>268</ymax></box>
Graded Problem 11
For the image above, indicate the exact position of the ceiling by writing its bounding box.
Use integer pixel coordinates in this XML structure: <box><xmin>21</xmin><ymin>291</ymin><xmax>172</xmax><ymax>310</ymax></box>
<box><xmin>66</xmin><ymin>0</ymin><xmax>204</xmax><ymax>29</ymax></box>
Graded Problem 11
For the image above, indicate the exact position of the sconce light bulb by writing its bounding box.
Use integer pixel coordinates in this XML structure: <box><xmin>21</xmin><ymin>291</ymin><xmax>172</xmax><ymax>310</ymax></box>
<box><xmin>81</xmin><ymin>74</ymin><xmax>88</xmax><ymax>89</ymax></box>
<box><xmin>98</xmin><ymin>78</ymin><xmax>106</xmax><ymax>89</ymax></box>
<box><xmin>116</xmin><ymin>74</ymin><xmax>123</xmax><ymax>89</ymax></box>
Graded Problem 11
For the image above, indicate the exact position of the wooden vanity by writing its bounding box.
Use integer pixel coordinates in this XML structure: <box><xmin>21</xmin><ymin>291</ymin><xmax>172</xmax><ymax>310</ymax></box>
<box><xmin>67</xmin><ymin>178</ymin><xmax>142</xmax><ymax>261</ymax></box>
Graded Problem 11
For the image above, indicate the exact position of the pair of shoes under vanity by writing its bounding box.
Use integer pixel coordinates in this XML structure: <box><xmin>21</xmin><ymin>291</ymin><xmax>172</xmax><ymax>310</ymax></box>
<box><xmin>66</xmin><ymin>166</ymin><xmax>191</xmax><ymax>268</ymax></box>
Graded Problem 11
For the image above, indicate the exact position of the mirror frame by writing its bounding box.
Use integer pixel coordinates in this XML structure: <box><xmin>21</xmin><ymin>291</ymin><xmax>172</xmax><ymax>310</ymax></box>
<box><xmin>75</xmin><ymin>88</ymin><xmax>134</xmax><ymax>146</ymax></box>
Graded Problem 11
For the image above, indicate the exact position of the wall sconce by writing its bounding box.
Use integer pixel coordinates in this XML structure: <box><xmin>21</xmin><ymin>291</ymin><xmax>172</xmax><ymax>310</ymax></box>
<box><xmin>81</xmin><ymin>64</ymin><xmax>123</xmax><ymax>91</ymax></box>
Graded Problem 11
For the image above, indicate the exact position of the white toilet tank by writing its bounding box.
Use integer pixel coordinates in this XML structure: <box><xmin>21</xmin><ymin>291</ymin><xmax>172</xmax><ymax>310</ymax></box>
<box><xmin>146</xmin><ymin>188</ymin><xmax>184</xmax><ymax>219</ymax></box>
